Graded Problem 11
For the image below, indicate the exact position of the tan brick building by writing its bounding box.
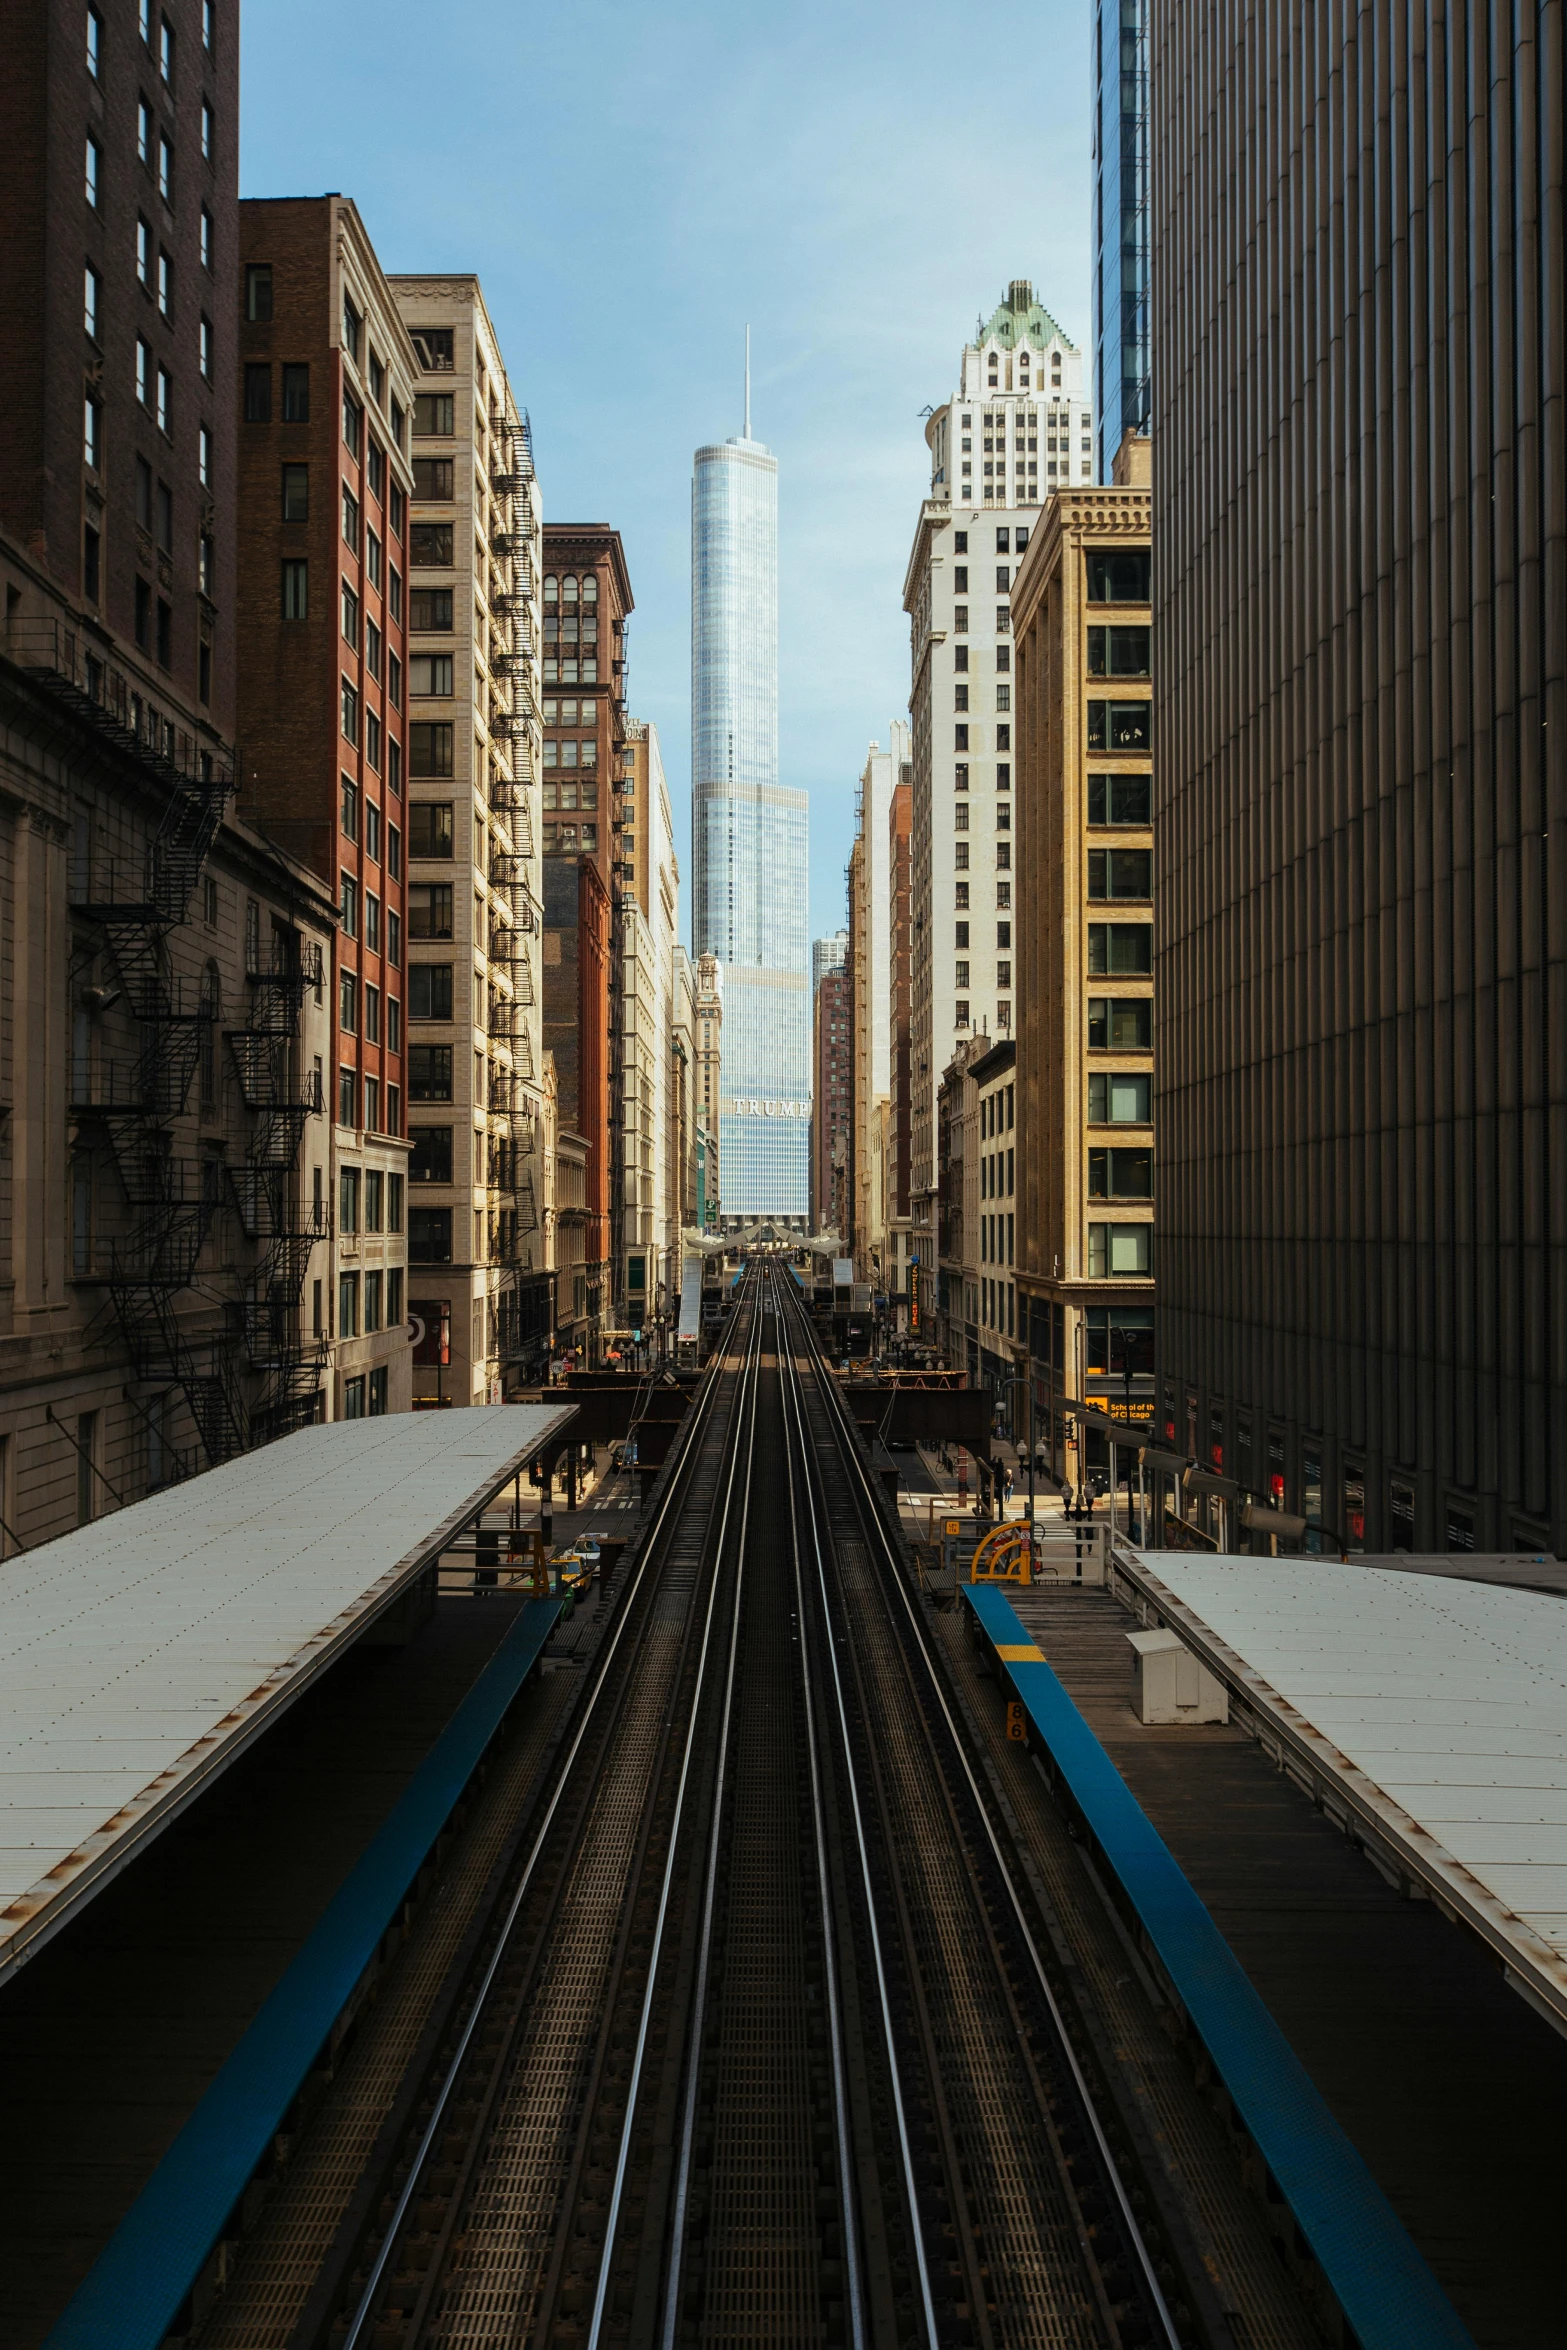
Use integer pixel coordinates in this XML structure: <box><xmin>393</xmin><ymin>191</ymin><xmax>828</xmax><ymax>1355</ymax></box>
<box><xmin>389</xmin><ymin>276</ymin><xmax>548</xmax><ymax>1400</ymax></box>
<box><xmin>1011</xmin><ymin>434</ymin><xmax>1153</xmax><ymax>1484</ymax></box>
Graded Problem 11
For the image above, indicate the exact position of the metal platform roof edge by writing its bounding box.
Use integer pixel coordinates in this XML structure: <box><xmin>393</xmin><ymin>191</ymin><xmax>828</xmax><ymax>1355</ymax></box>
<box><xmin>963</xmin><ymin>1580</ymin><xmax>1477</xmax><ymax>2350</ymax></box>
<box><xmin>1108</xmin><ymin>1542</ymin><xmax>1567</xmax><ymax>2041</ymax></box>
<box><xmin>0</xmin><ymin>1404</ymin><xmax>576</xmax><ymax>1981</ymax></box>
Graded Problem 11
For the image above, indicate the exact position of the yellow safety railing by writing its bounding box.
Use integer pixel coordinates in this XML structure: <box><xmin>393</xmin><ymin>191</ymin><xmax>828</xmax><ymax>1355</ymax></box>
<box><xmin>969</xmin><ymin>1523</ymin><xmax>1037</xmax><ymax>1585</ymax></box>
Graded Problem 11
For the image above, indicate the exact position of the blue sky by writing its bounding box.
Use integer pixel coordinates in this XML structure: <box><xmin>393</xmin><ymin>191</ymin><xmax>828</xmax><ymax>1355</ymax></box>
<box><xmin>241</xmin><ymin>0</ymin><xmax>1094</xmax><ymax>948</ymax></box>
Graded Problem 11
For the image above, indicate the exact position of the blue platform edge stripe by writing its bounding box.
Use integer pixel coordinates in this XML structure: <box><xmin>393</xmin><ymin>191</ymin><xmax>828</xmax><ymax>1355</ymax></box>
<box><xmin>45</xmin><ymin>1596</ymin><xmax>561</xmax><ymax>2350</ymax></box>
<box><xmin>963</xmin><ymin>1584</ymin><xmax>1477</xmax><ymax>2350</ymax></box>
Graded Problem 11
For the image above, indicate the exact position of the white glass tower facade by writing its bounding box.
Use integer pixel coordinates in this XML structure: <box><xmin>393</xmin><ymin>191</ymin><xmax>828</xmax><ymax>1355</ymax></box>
<box><xmin>692</xmin><ymin>431</ymin><xmax>809</xmax><ymax>1222</ymax></box>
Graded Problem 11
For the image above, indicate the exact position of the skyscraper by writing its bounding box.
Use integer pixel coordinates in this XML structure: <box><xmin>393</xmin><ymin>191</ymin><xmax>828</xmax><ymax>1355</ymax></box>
<box><xmin>1092</xmin><ymin>0</ymin><xmax>1149</xmax><ymax>481</ymax></box>
<box><xmin>904</xmin><ymin>283</ymin><xmax>1091</xmax><ymax>1326</ymax></box>
<box><xmin>1152</xmin><ymin>7</ymin><xmax>1567</xmax><ymax>1555</ymax></box>
<box><xmin>691</xmin><ymin>369</ymin><xmax>808</xmax><ymax>1225</ymax></box>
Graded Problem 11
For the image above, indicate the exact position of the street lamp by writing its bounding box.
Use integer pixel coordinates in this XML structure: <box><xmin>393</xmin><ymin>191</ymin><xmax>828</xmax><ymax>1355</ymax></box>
<box><xmin>999</xmin><ymin>1366</ymin><xmax>1038</xmax><ymax>1559</ymax></box>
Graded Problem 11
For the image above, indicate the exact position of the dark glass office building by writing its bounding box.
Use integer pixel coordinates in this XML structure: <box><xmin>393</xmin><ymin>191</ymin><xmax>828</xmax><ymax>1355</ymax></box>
<box><xmin>1091</xmin><ymin>0</ymin><xmax>1149</xmax><ymax>481</ymax></box>
<box><xmin>1151</xmin><ymin>4</ymin><xmax>1567</xmax><ymax>1555</ymax></box>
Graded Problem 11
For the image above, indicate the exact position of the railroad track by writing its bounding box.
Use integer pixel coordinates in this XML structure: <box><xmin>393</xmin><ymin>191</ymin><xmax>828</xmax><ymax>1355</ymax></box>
<box><xmin>259</xmin><ymin>1260</ymin><xmax>1207</xmax><ymax>2349</ymax></box>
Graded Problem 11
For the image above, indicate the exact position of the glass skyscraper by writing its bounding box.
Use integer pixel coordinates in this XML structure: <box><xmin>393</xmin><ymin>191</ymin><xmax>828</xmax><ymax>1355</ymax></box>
<box><xmin>691</xmin><ymin>427</ymin><xmax>809</xmax><ymax>1223</ymax></box>
<box><xmin>1092</xmin><ymin>0</ymin><xmax>1150</xmax><ymax>479</ymax></box>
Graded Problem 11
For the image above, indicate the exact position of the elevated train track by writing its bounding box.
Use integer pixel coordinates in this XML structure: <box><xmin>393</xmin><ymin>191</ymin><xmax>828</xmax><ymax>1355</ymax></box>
<box><xmin>189</xmin><ymin>1264</ymin><xmax>1203</xmax><ymax>2348</ymax></box>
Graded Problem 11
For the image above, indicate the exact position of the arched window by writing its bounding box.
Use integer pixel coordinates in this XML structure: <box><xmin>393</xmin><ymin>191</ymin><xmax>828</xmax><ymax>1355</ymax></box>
<box><xmin>561</xmin><ymin>575</ymin><xmax>578</xmax><ymax>605</ymax></box>
<box><xmin>543</xmin><ymin>575</ymin><xmax>558</xmax><ymax>604</ymax></box>
<box><xmin>581</xmin><ymin>574</ymin><xmax>598</xmax><ymax>606</ymax></box>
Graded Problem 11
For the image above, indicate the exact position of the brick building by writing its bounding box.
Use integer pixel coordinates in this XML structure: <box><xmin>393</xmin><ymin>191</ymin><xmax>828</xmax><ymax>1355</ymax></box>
<box><xmin>542</xmin><ymin>854</ymin><xmax>610</xmax><ymax>1355</ymax></box>
<box><xmin>811</xmin><ymin>962</ymin><xmax>852</xmax><ymax>1237</ymax></box>
<box><xmin>0</xmin><ymin>0</ymin><xmax>349</xmax><ymax>1537</ymax></box>
<box><xmin>236</xmin><ymin>196</ymin><xmax>417</xmax><ymax>1418</ymax></box>
<box><xmin>541</xmin><ymin>524</ymin><xmax>631</xmax><ymax>1348</ymax></box>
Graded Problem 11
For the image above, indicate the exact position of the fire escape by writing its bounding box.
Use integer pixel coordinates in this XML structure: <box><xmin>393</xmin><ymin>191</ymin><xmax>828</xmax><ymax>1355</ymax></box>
<box><xmin>487</xmin><ymin>405</ymin><xmax>547</xmax><ymax>1371</ymax></box>
<box><xmin>226</xmin><ymin>934</ymin><xmax>330</xmax><ymax>1443</ymax></box>
<box><xmin>33</xmin><ymin>621</ymin><xmax>241</xmax><ymax>1469</ymax></box>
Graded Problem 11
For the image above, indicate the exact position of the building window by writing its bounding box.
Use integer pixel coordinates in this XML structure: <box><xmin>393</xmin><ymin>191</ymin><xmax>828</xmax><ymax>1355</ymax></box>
<box><xmin>83</xmin><ymin>393</ymin><xmax>102</xmax><ymax>471</ymax></box>
<box><xmin>1087</xmin><ymin>922</ymin><xmax>1151</xmax><ymax>976</ymax></box>
<box><xmin>366</xmin><ymin>709</ymin><xmax>382</xmax><ymax>771</ymax></box>
<box><xmin>199</xmin><ymin>422</ymin><xmax>212</xmax><ymax>487</ymax></box>
<box><xmin>1088</xmin><ymin>1147</ymin><xmax>1153</xmax><ymax>1199</ymax></box>
<box><xmin>200</xmin><ymin>96</ymin><xmax>212</xmax><ymax>158</ymax></box>
<box><xmin>408</xmin><ymin>883</ymin><xmax>453</xmax><ymax>939</ymax></box>
<box><xmin>137</xmin><ymin>336</ymin><xmax>152</xmax><ymax>407</ymax></box>
<box><xmin>342</xmin><ymin>291</ymin><xmax>360</xmax><ymax>362</ymax></box>
<box><xmin>411</xmin><ymin>1126</ymin><xmax>453</xmax><ymax>1182</ymax></box>
<box><xmin>1088</xmin><ymin>624</ymin><xmax>1151</xmax><ymax>677</ymax></box>
<box><xmin>155</xmin><ymin>596</ymin><xmax>172</xmax><ymax>666</ymax></box>
<box><xmin>414</xmin><ymin>392</ymin><xmax>455</xmax><ymax>436</ymax></box>
<box><xmin>281</xmin><ymin>463</ymin><xmax>308</xmax><ymax>521</ymax></box>
<box><xmin>340</xmin><ymin>773</ymin><xmax>359</xmax><ymax>840</ymax></box>
<box><xmin>339</xmin><ymin>1163</ymin><xmax>361</xmax><ymax>1233</ymax></box>
<box><xmin>87</xmin><ymin>5</ymin><xmax>102</xmax><ymax>73</ymax></box>
<box><xmin>410</xmin><ymin>963</ymin><xmax>453</xmax><ymax>1019</ymax></box>
<box><xmin>409</xmin><ymin>1206</ymin><xmax>453</xmax><ymax>1263</ymax></box>
<box><xmin>364</xmin><ymin>1271</ymin><xmax>383</xmax><ymax>1334</ymax></box>
<box><xmin>1087</xmin><ymin>699</ymin><xmax>1152</xmax><ymax>753</ymax></box>
<box><xmin>156</xmin><ymin>365</ymin><xmax>171</xmax><ymax>435</ymax></box>
<box><xmin>341</xmin><ymin>580</ymin><xmax>360</xmax><ymax>649</ymax></box>
<box><xmin>282</xmin><ymin>362</ymin><xmax>309</xmax><ymax>421</ymax></box>
<box><xmin>954</xmin><ymin>724</ymin><xmax>969</xmax><ymax>751</ymax></box>
<box><xmin>199</xmin><ymin>313</ymin><xmax>214</xmax><ymax>379</ymax></box>
<box><xmin>1088</xmin><ymin>996</ymin><xmax>1152</xmax><ymax>1050</ymax></box>
<box><xmin>1088</xmin><ymin>1071</ymin><xmax>1151</xmax><ymax>1122</ymax></box>
<box><xmin>387</xmin><ymin>652</ymin><xmax>402</xmax><ymax>709</ymax></box>
<box><xmin>84</xmin><ymin>261</ymin><xmax>101</xmax><ymax>340</ymax></box>
<box><xmin>365</xmin><ymin>892</ymin><xmax>380</xmax><ymax>951</ymax></box>
<box><xmin>412</xmin><ymin>457</ymin><xmax>454</xmax><ymax>499</ymax></box>
<box><xmin>411</xmin><ymin>654</ymin><xmax>454</xmax><ymax>697</ymax></box>
<box><xmin>1088</xmin><ymin>848</ymin><xmax>1152</xmax><ymax>900</ymax></box>
<box><xmin>409</xmin><ymin>1044</ymin><xmax>453</xmax><ymax>1101</ymax></box>
<box><xmin>410</xmin><ymin>801</ymin><xmax>454</xmax><ymax>857</ymax></box>
<box><xmin>1087</xmin><ymin>1222</ymin><xmax>1150</xmax><ymax>1276</ymax></box>
<box><xmin>338</xmin><ymin>1275</ymin><xmax>360</xmax><ymax>1339</ymax></box>
<box><xmin>1088</xmin><ymin>773</ymin><xmax>1152</xmax><ymax>827</ymax></box>
<box><xmin>410</xmin><ymin>587</ymin><xmax>453</xmax><ymax>631</ymax></box>
<box><xmin>158</xmin><ymin>131</ymin><xmax>173</xmax><ymax>200</ymax></box>
<box><xmin>340</xmin><ymin>873</ymin><xmax>358</xmax><ymax>935</ymax></box>
<box><xmin>410</xmin><ymin>522</ymin><xmax>454</xmax><ymax>567</ymax></box>
<box><xmin>85</xmin><ymin>133</ymin><xmax>101</xmax><ymax>207</ymax></box>
<box><xmin>1086</xmin><ymin>549</ymin><xmax>1151</xmax><ymax>604</ymax></box>
<box><xmin>364</xmin><ymin>985</ymin><xmax>380</xmax><ymax>1045</ymax></box>
<box><xmin>244</xmin><ymin>362</ymin><xmax>271</xmax><ymax>422</ymax></box>
<box><xmin>342</xmin><ymin>486</ymin><xmax>360</xmax><ymax>552</ymax></box>
<box><xmin>339</xmin><ymin>968</ymin><xmax>358</xmax><ymax>1035</ymax></box>
<box><xmin>137</xmin><ymin>215</ymin><xmax>151</xmax><ymax>285</ymax></box>
<box><xmin>343</xmin><ymin>390</ymin><xmax>362</xmax><ymax>457</ymax></box>
<box><xmin>338</xmin><ymin>1065</ymin><xmax>358</xmax><ymax>1125</ymax></box>
<box><xmin>341</xmin><ymin>677</ymin><xmax>359</xmax><ymax>744</ymax></box>
<box><xmin>281</xmin><ymin>559</ymin><xmax>307</xmax><ymax>619</ymax></box>
<box><xmin>410</xmin><ymin>721</ymin><xmax>454</xmax><ymax>776</ymax></box>
<box><xmin>200</xmin><ymin>203</ymin><xmax>213</xmax><ymax>268</ymax></box>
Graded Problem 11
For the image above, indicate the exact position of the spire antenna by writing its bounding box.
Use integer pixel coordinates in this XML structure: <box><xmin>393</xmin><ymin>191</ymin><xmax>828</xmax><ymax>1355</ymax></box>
<box><xmin>744</xmin><ymin>324</ymin><xmax>751</xmax><ymax>440</ymax></box>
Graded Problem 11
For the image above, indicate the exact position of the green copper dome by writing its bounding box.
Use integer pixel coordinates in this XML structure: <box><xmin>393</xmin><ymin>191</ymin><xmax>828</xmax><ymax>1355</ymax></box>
<box><xmin>977</xmin><ymin>279</ymin><xmax>1076</xmax><ymax>353</ymax></box>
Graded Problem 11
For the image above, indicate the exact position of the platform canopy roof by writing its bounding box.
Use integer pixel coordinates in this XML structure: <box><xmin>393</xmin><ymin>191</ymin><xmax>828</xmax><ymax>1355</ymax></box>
<box><xmin>0</xmin><ymin>1404</ymin><xmax>575</xmax><ymax>1978</ymax></box>
<box><xmin>1131</xmin><ymin>1553</ymin><xmax>1567</xmax><ymax>2033</ymax></box>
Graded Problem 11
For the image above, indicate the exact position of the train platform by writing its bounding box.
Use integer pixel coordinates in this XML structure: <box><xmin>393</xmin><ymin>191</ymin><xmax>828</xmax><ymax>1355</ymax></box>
<box><xmin>0</xmin><ymin>1404</ymin><xmax>581</xmax><ymax>2347</ymax></box>
<box><xmin>964</xmin><ymin>1553</ymin><xmax>1567</xmax><ymax>2349</ymax></box>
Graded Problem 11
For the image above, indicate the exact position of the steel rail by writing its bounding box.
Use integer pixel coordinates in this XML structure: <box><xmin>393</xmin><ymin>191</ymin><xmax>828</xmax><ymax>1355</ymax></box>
<box><xmin>779</xmin><ymin>1273</ymin><xmax>1184</xmax><ymax>2350</ymax></box>
<box><xmin>775</xmin><ymin>1271</ymin><xmax>940</xmax><ymax>2350</ymax></box>
<box><xmin>580</xmin><ymin>1274</ymin><xmax>765</xmax><ymax>2350</ymax></box>
<box><xmin>336</xmin><ymin>1278</ymin><xmax>765</xmax><ymax>2350</ymax></box>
